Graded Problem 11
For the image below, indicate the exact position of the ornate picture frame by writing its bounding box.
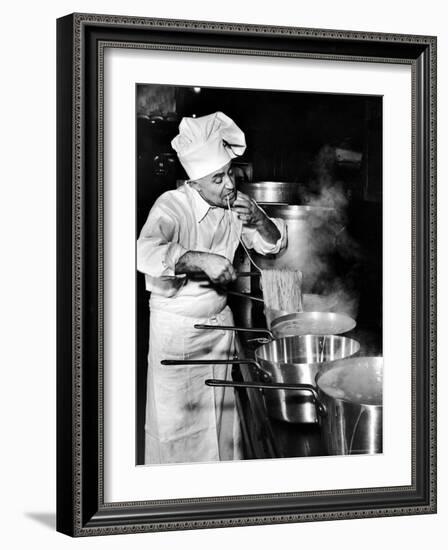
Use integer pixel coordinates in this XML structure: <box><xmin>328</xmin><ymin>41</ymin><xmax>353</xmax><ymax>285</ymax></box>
<box><xmin>56</xmin><ymin>13</ymin><xmax>436</xmax><ymax>536</ymax></box>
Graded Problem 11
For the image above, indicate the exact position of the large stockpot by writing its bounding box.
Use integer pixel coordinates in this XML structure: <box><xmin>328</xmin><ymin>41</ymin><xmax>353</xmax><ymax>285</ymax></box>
<box><xmin>315</xmin><ymin>356</ymin><xmax>383</xmax><ymax>454</ymax></box>
<box><xmin>250</xmin><ymin>205</ymin><xmax>339</xmax><ymax>293</ymax></box>
<box><xmin>164</xmin><ymin>333</ymin><xmax>360</xmax><ymax>423</ymax></box>
<box><xmin>239</xmin><ymin>181</ymin><xmax>304</xmax><ymax>204</ymax></box>
<box><xmin>205</xmin><ymin>356</ymin><xmax>383</xmax><ymax>455</ymax></box>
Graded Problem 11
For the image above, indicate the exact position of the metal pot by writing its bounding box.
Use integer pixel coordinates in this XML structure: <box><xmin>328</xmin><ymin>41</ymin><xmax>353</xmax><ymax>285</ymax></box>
<box><xmin>195</xmin><ymin>309</ymin><xmax>356</xmax><ymax>340</ymax></box>
<box><xmin>250</xmin><ymin>205</ymin><xmax>339</xmax><ymax>293</ymax></box>
<box><xmin>223</xmin><ymin>291</ymin><xmax>357</xmax><ymax>335</ymax></box>
<box><xmin>204</xmin><ymin>356</ymin><xmax>383</xmax><ymax>455</ymax></box>
<box><xmin>251</xmin><ymin>335</ymin><xmax>360</xmax><ymax>423</ymax></box>
<box><xmin>265</xmin><ymin>310</ymin><xmax>356</xmax><ymax>336</ymax></box>
<box><xmin>239</xmin><ymin>181</ymin><xmax>304</xmax><ymax>204</ymax></box>
<box><xmin>163</xmin><ymin>333</ymin><xmax>360</xmax><ymax>424</ymax></box>
<box><xmin>314</xmin><ymin>356</ymin><xmax>383</xmax><ymax>455</ymax></box>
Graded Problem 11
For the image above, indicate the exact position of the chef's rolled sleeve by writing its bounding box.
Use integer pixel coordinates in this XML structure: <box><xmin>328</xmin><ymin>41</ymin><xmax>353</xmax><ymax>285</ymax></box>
<box><xmin>136</xmin><ymin>210</ymin><xmax>188</xmax><ymax>278</ymax></box>
<box><xmin>242</xmin><ymin>217</ymin><xmax>287</xmax><ymax>255</ymax></box>
<box><xmin>137</xmin><ymin>240</ymin><xmax>187</xmax><ymax>278</ymax></box>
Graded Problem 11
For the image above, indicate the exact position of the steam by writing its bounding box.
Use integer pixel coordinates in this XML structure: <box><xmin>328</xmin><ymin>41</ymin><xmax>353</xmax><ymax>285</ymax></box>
<box><xmin>298</xmin><ymin>145</ymin><xmax>364</xmax><ymax>320</ymax></box>
<box><xmin>292</xmin><ymin>145</ymin><xmax>382</xmax><ymax>356</ymax></box>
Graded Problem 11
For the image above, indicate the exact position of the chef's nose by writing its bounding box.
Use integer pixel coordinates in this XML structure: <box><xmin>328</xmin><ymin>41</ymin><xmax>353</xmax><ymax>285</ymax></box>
<box><xmin>223</xmin><ymin>173</ymin><xmax>234</xmax><ymax>190</ymax></box>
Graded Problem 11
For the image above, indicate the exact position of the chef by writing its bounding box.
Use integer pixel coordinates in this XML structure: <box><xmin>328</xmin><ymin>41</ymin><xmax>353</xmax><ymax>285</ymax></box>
<box><xmin>137</xmin><ymin>111</ymin><xmax>287</xmax><ymax>464</ymax></box>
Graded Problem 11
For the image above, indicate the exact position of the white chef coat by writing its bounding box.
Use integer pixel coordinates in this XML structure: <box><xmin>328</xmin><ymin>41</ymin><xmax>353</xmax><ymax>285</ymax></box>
<box><xmin>137</xmin><ymin>183</ymin><xmax>287</xmax><ymax>464</ymax></box>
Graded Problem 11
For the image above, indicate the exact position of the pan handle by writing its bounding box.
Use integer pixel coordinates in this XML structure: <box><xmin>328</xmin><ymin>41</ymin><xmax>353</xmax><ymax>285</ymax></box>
<box><xmin>194</xmin><ymin>324</ymin><xmax>274</xmax><ymax>340</ymax></box>
<box><xmin>196</xmin><ymin>282</ymin><xmax>264</xmax><ymax>303</ymax></box>
<box><xmin>160</xmin><ymin>358</ymin><xmax>271</xmax><ymax>383</ymax></box>
<box><xmin>225</xmin><ymin>290</ymin><xmax>265</xmax><ymax>303</ymax></box>
<box><xmin>236</xmin><ymin>272</ymin><xmax>261</xmax><ymax>277</ymax></box>
<box><xmin>188</xmin><ymin>271</ymin><xmax>259</xmax><ymax>280</ymax></box>
<box><xmin>205</xmin><ymin>379</ymin><xmax>326</xmax><ymax>416</ymax></box>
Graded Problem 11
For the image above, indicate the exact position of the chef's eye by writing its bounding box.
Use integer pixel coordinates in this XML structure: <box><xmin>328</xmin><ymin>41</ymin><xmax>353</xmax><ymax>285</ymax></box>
<box><xmin>213</xmin><ymin>169</ymin><xmax>232</xmax><ymax>184</ymax></box>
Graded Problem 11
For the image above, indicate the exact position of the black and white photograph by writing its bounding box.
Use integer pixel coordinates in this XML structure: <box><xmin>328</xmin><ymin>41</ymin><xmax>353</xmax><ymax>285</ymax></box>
<box><xmin>52</xmin><ymin>6</ymin><xmax>437</xmax><ymax>540</ymax></box>
<box><xmin>135</xmin><ymin>83</ymin><xmax>383</xmax><ymax>466</ymax></box>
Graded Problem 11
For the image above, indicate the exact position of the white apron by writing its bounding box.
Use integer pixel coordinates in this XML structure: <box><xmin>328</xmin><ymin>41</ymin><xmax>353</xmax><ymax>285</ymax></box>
<box><xmin>144</xmin><ymin>209</ymin><xmax>243</xmax><ymax>464</ymax></box>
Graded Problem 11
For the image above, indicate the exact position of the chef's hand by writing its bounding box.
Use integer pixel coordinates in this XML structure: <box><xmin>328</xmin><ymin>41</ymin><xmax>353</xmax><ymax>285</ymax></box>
<box><xmin>176</xmin><ymin>251</ymin><xmax>236</xmax><ymax>284</ymax></box>
<box><xmin>231</xmin><ymin>191</ymin><xmax>266</xmax><ymax>227</ymax></box>
<box><xmin>232</xmin><ymin>191</ymin><xmax>281</xmax><ymax>244</ymax></box>
<box><xmin>201</xmin><ymin>253</ymin><xmax>237</xmax><ymax>285</ymax></box>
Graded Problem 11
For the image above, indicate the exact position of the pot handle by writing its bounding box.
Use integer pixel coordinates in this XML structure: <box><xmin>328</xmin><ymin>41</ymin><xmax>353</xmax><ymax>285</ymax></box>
<box><xmin>205</xmin><ymin>379</ymin><xmax>317</xmax><ymax>393</ymax></box>
<box><xmin>161</xmin><ymin>358</ymin><xmax>271</xmax><ymax>383</ymax></box>
<box><xmin>205</xmin><ymin>379</ymin><xmax>327</xmax><ymax>416</ymax></box>
<box><xmin>194</xmin><ymin>324</ymin><xmax>274</xmax><ymax>340</ymax></box>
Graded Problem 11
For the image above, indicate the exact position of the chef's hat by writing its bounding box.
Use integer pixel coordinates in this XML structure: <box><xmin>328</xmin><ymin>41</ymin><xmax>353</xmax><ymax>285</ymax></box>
<box><xmin>171</xmin><ymin>112</ymin><xmax>246</xmax><ymax>180</ymax></box>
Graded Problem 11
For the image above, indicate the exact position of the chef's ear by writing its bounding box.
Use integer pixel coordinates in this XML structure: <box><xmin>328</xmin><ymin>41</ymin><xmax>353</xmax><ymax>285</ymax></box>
<box><xmin>189</xmin><ymin>179</ymin><xmax>201</xmax><ymax>192</ymax></box>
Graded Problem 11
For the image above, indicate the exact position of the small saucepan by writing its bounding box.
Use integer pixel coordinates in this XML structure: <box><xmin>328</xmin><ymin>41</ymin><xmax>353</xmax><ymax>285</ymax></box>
<box><xmin>225</xmin><ymin>291</ymin><xmax>356</xmax><ymax>337</ymax></box>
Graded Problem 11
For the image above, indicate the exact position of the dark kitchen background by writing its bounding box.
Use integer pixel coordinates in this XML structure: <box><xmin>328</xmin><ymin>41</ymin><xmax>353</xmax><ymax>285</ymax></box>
<box><xmin>135</xmin><ymin>84</ymin><xmax>382</xmax><ymax>464</ymax></box>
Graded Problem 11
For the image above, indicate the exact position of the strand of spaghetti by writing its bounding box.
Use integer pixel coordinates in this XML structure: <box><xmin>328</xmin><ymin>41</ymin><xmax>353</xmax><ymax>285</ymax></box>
<box><xmin>226</xmin><ymin>197</ymin><xmax>262</xmax><ymax>273</ymax></box>
<box><xmin>225</xmin><ymin>197</ymin><xmax>302</xmax><ymax>312</ymax></box>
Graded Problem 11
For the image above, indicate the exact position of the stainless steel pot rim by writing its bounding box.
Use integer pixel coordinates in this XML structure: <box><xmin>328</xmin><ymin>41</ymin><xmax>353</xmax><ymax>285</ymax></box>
<box><xmin>258</xmin><ymin>204</ymin><xmax>336</xmax><ymax>218</ymax></box>
<box><xmin>256</xmin><ymin>334</ymin><xmax>360</xmax><ymax>367</ymax></box>
<box><xmin>316</xmin><ymin>389</ymin><xmax>383</xmax><ymax>408</ymax></box>
<box><xmin>315</xmin><ymin>356</ymin><xmax>383</xmax><ymax>378</ymax></box>
<box><xmin>314</xmin><ymin>356</ymin><xmax>383</xmax><ymax>407</ymax></box>
<box><xmin>270</xmin><ymin>311</ymin><xmax>357</xmax><ymax>337</ymax></box>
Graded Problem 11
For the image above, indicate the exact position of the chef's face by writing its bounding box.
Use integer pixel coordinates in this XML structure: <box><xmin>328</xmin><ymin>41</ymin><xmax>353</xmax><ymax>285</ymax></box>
<box><xmin>192</xmin><ymin>161</ymin><xmax>236</xmax><ymax>208</ymax></box>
